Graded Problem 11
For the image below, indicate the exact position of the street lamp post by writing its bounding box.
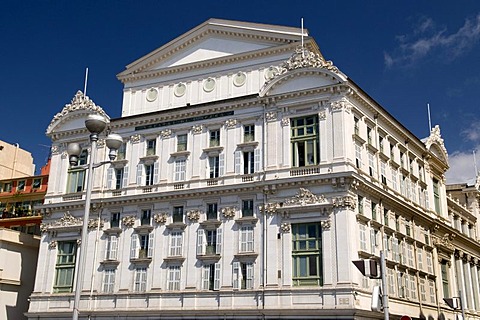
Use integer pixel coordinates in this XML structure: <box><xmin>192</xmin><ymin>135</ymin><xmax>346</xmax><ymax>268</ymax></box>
<box><xmin>67</xmin><ymin>114</ymin><xmax>122</xmax><ymax>320</ymax></box>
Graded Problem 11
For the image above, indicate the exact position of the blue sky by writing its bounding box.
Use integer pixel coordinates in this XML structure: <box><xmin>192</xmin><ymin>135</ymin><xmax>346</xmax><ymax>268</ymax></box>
<box><xmin>1</xmin><ymin>1</ymin><xmax>479</xmax><ymax>183</ymax></box>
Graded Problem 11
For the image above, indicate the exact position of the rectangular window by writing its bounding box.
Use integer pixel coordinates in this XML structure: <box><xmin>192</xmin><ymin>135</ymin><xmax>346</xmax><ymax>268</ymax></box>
<box><xmin>371</xmin><ymin>202</ymin><xmax>377</xmax><ymax>221</ymax></box>
<box><xmin>417</xmin><ymin>247</ymin><xmax>424</xmax><ymax>270</ymax></box>
<box><xmin>173</xmin><ymin>206</ymin><xmax>183</xmax><ymax>223</ymax></box>
<box><xmin>53</xmin><ymin>241</ymin><xmax>77</xmax><ymax>293</ymax></box>
<box><xmin>243</xmin><ymin>151</ymin><xmax>255</xmax><ymax>174</ymax></box>
<box><xmin>105</xmin><ymin>235</ymin><xmax>118</xmax><ymax>260</ymax></box>
<box><xmin>368</xmin><ymin>152</ymin><xmax>376</xmax><ymax>177</ymax></box>
<box><xmin>177</xmin><ymin>134</ymin><xmax>187</xmax><ymax>151</ymax></box>
<box><xmin>379</xmin><ymin>136</ymin><xmax>384</xmax><ymax>153</ymax></box>
<box><xmin>391</xmin><ymin>167</ymin><xmax>398</xmax><ymax>191</ymax></box>
<box><xmin>441</xmin><ymin>260</ymin><xmax>449</xmax><ymax>298</ymax></box>
<box><xmin>167</xmin><ymin>266</ymin><xmax>181</xmax><ymax>290</ymax></box>
<box><xmin>407</xmin><ymin>243</ymin><xmax>414</xmax><ymax>267</ymax></box>
<box><xmin>111</xmin><ymin>212</ymin><xmax>120</xmax><ymax>228</ymax></box>
<box><xmin>387</xmin><ymin>268</ymin><xmax>395</xmax><ymax>295</ymax></box>
<box><xmin>244</xmin><ymin>125</ymin><xmax>255</xmax><ymax>142</ymax></box>
<box><xmin>169</xmin><ymin>231</ymin><xmax>183</xmax><ymax>256</ymax></box>
<box><xmin>32</xmin><ymin>178</ymin><xmax>42</xmax><ymax>189</ymax></box>
<box><xmin>354</xmin><ymin>117</ymin><xmax>359</xmax><ymax>135</ymax></box>
<box><xmin>426</xmin><ymin>251</ymin><xmax>433</xmax><ymax>273</ymax></box>
<box><xmin>210</xmin><ymin>129</ymin><xmax>220</xmax><ymax>147</ymax></box>
<box><xmin>67</xmin><ymin>169</ymin><xmax>86</xmax><ymax>193</ymax></box>
<box><xmin>130</xmin><ymin>233</ymin><xmax>154</xmax><ymax>259</ymax></box>
<box><xmin>141</xmin><ymin>209</ymin><xmax>151</xmax><ymax>226</ymax></box>
<box><xmin>357</xmin><ymin>196</ymin><xmax>364</xmax><ymax>215</ymax></box>
<box><xmin>174</xmin><ymin>159</ymin><xmax>186</xmax><ymax>181</ymax></box>
<box><xmin>355</xmin><ymin>143</ymin><xmax>362</xmax><ymax>168</ymax></box>
<box><xmin>410</xmin><ymin>274</ymin><xmax>417</xmax><ymax>300</ymax></box>
<box><xmin>115</xmin><ymin>168</ymin><xmax>124</xmax><ymax>189</ymax></box>
<box><xmin>145</xmin><ymin>164</ymin><xmax>155</xmax><ymax>186</ymax></box>
<box><xmin>367</xmin><ymin>127</ymin><xmax>373</xmax><ymax>145</ymax></box>
<box><xmin>117</xmin><ymin>142</ymin><xmax>126</xmax><ymax>160</ymax></box>
<box><xmin>209</xmin><ymin>156</ymin><xmax>220</xmax><ymax>178</ymax></box>
<box><xmin>433</xmin><ymin>178</ymin><xmax>441</xmax><ymax>214</ymax></box>
<box><xmin>202</xmin><ymin>263</ymin><xmax>221</xmax><ymax>290</ymax></box>
<box><xmin>380</xmin><ymin>161</ymin><xmax>387</xmax><ymax>184</ymax></box>
<box><xmin>134</xmin><ymin>267</ymin><xmax>147</xmax><ymax>292</ymax></box>
<box><xmin>196</xmin><ymin>228</ymin><xmax>222</xmax><ymax>256</ymax></box>
<box><xmin>240</xmin><ymin>226</ymin><xmax>254</xmax><ymax>252</ymax></box>
<box><xmin>291</xmin><ymin>115</ymin><xmax>319</xmax><ymax>167</ymax></box>
<box><xmin>359</xmin><ymin>224</ymin><xmax>367</xmax><ymax>251</ymax></box>
<box><xmin>146</xmin><ymin>139</ymin><xmax>156</xmax><ymax>155</ymax></box>
<box><xmin>429</xmin><ymin>280</ymin><xmax>436</xmax><ymax>303</ymax></box>
<box><xmin>292</xmin><ymin>223</ymin><xmax>322</xmax><ymax>286</ymax></box>
<box><xmin>233</xmin><ymin>262</ymin><xmax>254</xmax><ymax>290</ymax></box>
<box><xmin>207</xmin><ymin>203</ymin><xmax>218</xmax><ymax>220</ymax></box>
<box><xmin>419</xmin><ymin>278</ymin><xmax>427</xmax><ymax>302</ymax></box>
<box><xmin>242</xmin><ymin>199</ymin><xmax>254</xmax><ymax>217</ymax></box>
<box><xmin>103</xmin><ymin>269</ymin><xmax>115</xmax><ymax>293</ymax></box>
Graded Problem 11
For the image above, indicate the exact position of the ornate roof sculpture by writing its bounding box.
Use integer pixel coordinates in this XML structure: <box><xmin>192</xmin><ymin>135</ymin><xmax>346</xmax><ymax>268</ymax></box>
<box><xmin>46</xmin><ymin>91</ymin><xmax>110</xmax><ymax>135</ymax></box>
<box><xmin>424</xmin><ymin>125</ymin><xmax>449</xmax><ymax>164</ymax></box>
<box><xmin>279</xmin><ymin>46</ymin><xmax>339</xmax><ymax>74</ymax></box>
<box><xmin>40</xmin><ymin>211</ymin><xmax>82</xmax><ymax>233</ymax></box>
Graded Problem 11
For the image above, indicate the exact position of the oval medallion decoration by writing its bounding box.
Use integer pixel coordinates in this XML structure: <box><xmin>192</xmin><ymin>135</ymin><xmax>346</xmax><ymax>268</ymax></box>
<box><xmin>146</xmin><ymin>88</ymin><xmax>158</xmax><ymax>102</ymax></box>
<box><xmin>233</xmin><ymin>72</ymin><xmax>246</xmax><ymax>87</ymax></box>
<box><xmin>203</xmin><ymin>78</ymin><xmax>216</xmax><ymax>92</ymax></box>
<box><xmin>264</xmin><ymin>66</ymin><xmax>279</xmax><ymax>80</ymax></box>
<box><xmin>174</xmin><ymin>83</ymin><xmax>186</xmax><ymax>97</ymax></box>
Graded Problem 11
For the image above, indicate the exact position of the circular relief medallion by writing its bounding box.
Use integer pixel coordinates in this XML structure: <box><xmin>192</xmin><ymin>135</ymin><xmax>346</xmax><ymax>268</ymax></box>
<box><xmin>146</xmin><ymin>88</ymin><xmax>158</xmax><ymax>102</ymax></box>
<box><xmin>174</xmin><ymin>83</ymin><xmax>186</xmax><ymax>97</ymax></box>
<box><xmin>203</xmin><ymin>78</ymin><xmax>216</xmax><ymax>92</ymax></box>
<box><xmin>264</xmin><ymin>66</ymin><xmax>279</xmax><ymax>80</ymax></box>
<box><xmin>233</xmin><ymin>72</ymin><xmax>246</xmax><ymax>87</ymax></box>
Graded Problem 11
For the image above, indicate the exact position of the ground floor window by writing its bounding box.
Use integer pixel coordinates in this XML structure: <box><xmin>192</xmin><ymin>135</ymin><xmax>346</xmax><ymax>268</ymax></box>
<box><xmin>292</xmin><ymin>223</ymin><xmax>322</xmax><ymax>286</ymax></box>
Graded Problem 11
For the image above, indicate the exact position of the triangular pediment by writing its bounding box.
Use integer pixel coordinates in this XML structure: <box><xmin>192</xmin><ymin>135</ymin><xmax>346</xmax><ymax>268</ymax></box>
<box><xmin>118</xmin><ymin>19</ymin><xmax>307</xmax><ymax>79</ymax></box>
<box><xmin>424</xmin><ymin>125</ymin><xmax>449</xmax><ymax>164</ymax></box>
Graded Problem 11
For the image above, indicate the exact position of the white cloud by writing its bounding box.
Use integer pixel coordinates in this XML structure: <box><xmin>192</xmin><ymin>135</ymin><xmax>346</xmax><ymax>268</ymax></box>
<box><xmin>385</xmin><ymin>14</ymin><xmax>480</xmax><ymax>67</ymax></box>
<box><xmin>445</xmin><ymin>148</ymin><xmax>480</xmax><ymax>184</ymax></box>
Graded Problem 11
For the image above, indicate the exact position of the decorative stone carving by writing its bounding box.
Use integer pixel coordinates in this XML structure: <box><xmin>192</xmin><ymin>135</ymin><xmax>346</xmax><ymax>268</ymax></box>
<box><xmin>432</xmin><ymin>233</ymin><xmax>455</xmax><ymax>251</ymax></box>
<box><xmin>333</xmin><ymin>195</ymin><xmax>357</xmax><ymax>209</ymax></box>
<box><xmin>88</xmin><ymin>218</ymin><xmax>104</xmax><ymax>230</ymax></box>
<box><xmin>424</xmin><ymin>125</ymin><xmax>448</xmax><ymax>161</ymax></box>
<box><xmin>278</xmin><ymin>46</ymin><xmax>339</xmax><ymax>74</ymax></box>
<box><xmin>259</xmin><ymin>202</ymin><xmax>279</xmax><ymax>215</ymax></box>
<box><xmin>281</xmin><ymin>117</ymin><xmax>290</xmax><ymax>126</ymax></box>
<box><xmin>224</xmin><ymin>119</ymin><xmax>237</xmax><ymax>129</ymax></box>
<box><xmin>51</xmin><ymin>145</ymin><xmax>60</xmax><ymax>155</ymax></box>
<box><xmin>283</xmin><ymin>188</ymin><xmax>327</xmax><ymax>207</ymax></box>
<box><xmin>153</xmin><ymin>212</ymin><xmax>168</xmax><ymax>224</ymax></box>
<box><xmin>330</xmin><ymin>98</ymin><xmax>352</xmax><ymax>113</ymax></box>
<box><xmin>321</xmin><ymin>220</ymin><xmax>331</xmax><ymax>230</ymax></box>
<box><xmin>47</xmin><ymin>91</ymin><xmax>109</xmax><ymax>133</ymax></box>
<box><xmin>187</xmin><ymin>209</ymin><xmax>202</xmax><ymax>221</ymax></box>
<box><xmin>41</xmin><ymin>211</ymin><xmax>82</xmax><ymax>232</ymax></box>
<box><xmin>221</xmin><ymin>206</ymin><xmax>236</xmax><ymax>219</ymax></box>
<box><xmin>265</xmin><ymin>111</ymin><xmax>277</xmax><ymax>122</ymax></box>
<box><xmin>122</xmin><ymin>215</ymin><xmax>136</xmax><ymax>228</ymax></box>
<box><xmin>61</xmin><ymin>151</ymin><xmax>68</xmax><ymax>159</ymax></box>
<box><xmin>318</xmin><ymin>110</ymin><xmax>326</xmax><ymax>120</ymax></box>
<box><xmin>130</xmin><ymin>134</ymin><xmax>141</xmax><ymax>144</ymax></box>
<box><xmin>48</xmin><ymin>240</ymin><xmax>57</xmax><ymax>249</ymax></box>
<box><xmin>191</xmin><ymin>125</ymin><xmax>203</xmax><ymax>134</ymax></box>
<box><xmin>97</xmin><ymin>139</ymin><xmax>106</xmax><ymax>148</ymax></box>
<box><xmin>280</xmin><ymin>222</ymin><xmax>291</xmax><ymax>233</ymax></box>
<box><xmin>160</xmin><ymin>129</ymin><xmax>172</xmax><ymax>139</ymax></box>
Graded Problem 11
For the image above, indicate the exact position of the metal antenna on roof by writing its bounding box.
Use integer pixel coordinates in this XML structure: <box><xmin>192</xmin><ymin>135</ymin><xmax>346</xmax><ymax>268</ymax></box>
<box><xmin>301</xmin><ymin>18</ymin><xmax>305</xmax><ymax>58</ymax></box>
<box><xmin>474</xmin><ymin>150</ymin><xmax>478</xmax><ymax>175</ymax></box>
<box><xmin>83</xmin><ymin>67</ymin><xmax>89</xmax><ymax>97</ymax></box>
<box><xmin>427</xmin><ymin>103</ymin><xmax>432</xmax><ymax>133</ymax></box>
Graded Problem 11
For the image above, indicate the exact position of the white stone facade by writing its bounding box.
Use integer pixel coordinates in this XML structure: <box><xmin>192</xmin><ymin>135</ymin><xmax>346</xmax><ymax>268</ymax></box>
<box><xmin>28</xmin><ymin>19</ymin><xmax>480</xmax><ymax>320</ymax></box>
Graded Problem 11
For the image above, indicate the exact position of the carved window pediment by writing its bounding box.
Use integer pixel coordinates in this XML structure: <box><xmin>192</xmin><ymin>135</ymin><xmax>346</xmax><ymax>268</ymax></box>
<box><xmin>41</xmin><ymin>212</ymin><xmax>82</xmax><ymax>233</ymax></box>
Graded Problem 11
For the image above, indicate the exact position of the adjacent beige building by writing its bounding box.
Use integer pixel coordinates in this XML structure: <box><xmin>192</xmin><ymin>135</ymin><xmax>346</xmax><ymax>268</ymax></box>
<box><xmin>0</xmin><ymin>140</ymin><xmax>35</xmax><ymax>179</ymax></box>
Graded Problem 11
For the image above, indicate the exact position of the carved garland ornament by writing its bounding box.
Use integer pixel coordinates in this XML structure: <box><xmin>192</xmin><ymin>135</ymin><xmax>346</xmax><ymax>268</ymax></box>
<box><xmin>191</xmin><ymin>125</ymin><xmax>203</xmax><ymax>134</ymax></box>
<box><xmin>221</xmin><ymin>206</ymin><xmax>237</xmax><ymax>219</ymax></box>
<box><xmin>224</xmin><ymin>119</ymin><xmax>237</xmax><ymax>129</ymax></box>
<box><xmin>130</xmin><ymin>134</ymin><xmax>141</xmax><ymax>144</ymax></box>
<box><xmin>160</xmin><ymin>129</ymin><xmax>172</xmax><ymax>139</ymax></box>
<box><xmin>153</xmin><ymin>212</ymin><xmax>168</xmax><ymax>224</ymax></box>
<box><xmin>280</xmin><ymin>222</ymin><xmax>291</xmax><ymax>233</ymax></box>
<box><xmin>259</xmin><ymin>202</ymin><xmax>280</xmax><ymax>215</ymax></box>
<box><xmin>187</xmin><ymin>209</ymin><xmax>202</xmax><ymax>221</ymax></box>
<box><xmin>332</xmin><ymin>195</ymin><xmax>357</xmax><ymax>210</ymax></box>
<box><xmin>278</xmin><ymin>46</ymin><xmax>339</xmax><ymax>75</ymax></box>
<box><xmin>265</xmin><ymin>111</ymin><xmax>277</xmax><ymax>122</ymax></box>
<box><xmin>88</xmin><ymin>218</ymin><xmax>104</xmax><ymax>230</ymax></box>
<box><xmin>283</xmin><ymin>188</ymin><xmax>327</xmax><ymax>207</ymax></box>
<box><xmin>330</xmin><ymin>98</ymin><xmax>352</xmax><ymax>112</ymax></box>
<box><xmin>281</xmin><ymin>117</ymin><xmax>290</xmax><ymax>127</ymax></box>
<box><xmin>122</xmin><ymin>215</ymin><xmax>136</xmax><ymax>228</ymax></box>
<box><xmin>40</xmin><ymin>211</ymin><xmax>82</xmax><ymax>233</ymax></box>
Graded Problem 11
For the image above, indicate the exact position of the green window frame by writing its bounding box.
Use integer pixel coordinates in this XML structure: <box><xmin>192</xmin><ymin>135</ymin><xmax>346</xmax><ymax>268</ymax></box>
<box><xmin>66</xmin><ymin>149</ymin><xmax>88</xmax><ymax>193</ymax></box>
<box><xmin>292</xmin><ymin>223</ymin><xmax>322</xmax><ymax>286</ymax></box>
<box><xmin>53</xmin><ymin>241</ymin><xmax>77</xmax><ymax>293</ymax></box>
<box><xmin>290</xmin><ymin>115</ymin><xmax>319</xmax><ymax>167</ymax></box>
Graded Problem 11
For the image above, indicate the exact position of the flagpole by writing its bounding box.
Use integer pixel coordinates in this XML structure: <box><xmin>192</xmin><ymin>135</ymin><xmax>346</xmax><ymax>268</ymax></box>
<box><xmin>84</xmin><ymin>67</ymin><xmax>89</xmax><ymax>96</ymax></box>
